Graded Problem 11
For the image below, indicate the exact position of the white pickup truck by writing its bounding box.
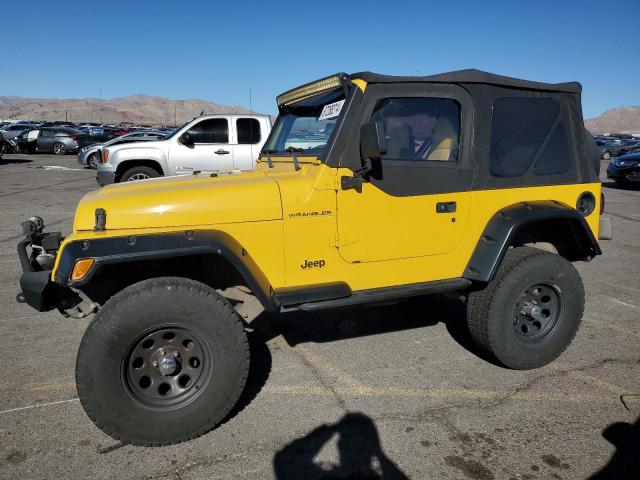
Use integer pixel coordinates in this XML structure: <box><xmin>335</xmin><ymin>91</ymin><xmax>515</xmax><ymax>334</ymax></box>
<box><xmin>96</xmin><ymin>114</ymin><xmax>272</xmax><ymax>185</ymax></box>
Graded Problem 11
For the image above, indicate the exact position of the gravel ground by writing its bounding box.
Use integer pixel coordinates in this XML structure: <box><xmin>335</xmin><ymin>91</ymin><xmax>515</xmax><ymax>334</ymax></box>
<box><xmin>0</xmin><ymin>153</ymin><xmax>638</xmax><ymax>480</ymax></box>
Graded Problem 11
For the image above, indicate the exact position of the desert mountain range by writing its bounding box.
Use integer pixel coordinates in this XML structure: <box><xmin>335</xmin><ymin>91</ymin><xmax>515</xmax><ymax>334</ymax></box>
<box><xmin>584</xmin><ymin>106</ymin><xmax>640</xmax><ymax>134</ymax></box>
<box><xmin>0</xmin><ymin>95</ymin><xmax>263</xmax><ymax>126</ymax></box>
<box><xmin>0</xmin><ymin>95</ymin><xmax>638</xmax><ymax>133</ymax></box>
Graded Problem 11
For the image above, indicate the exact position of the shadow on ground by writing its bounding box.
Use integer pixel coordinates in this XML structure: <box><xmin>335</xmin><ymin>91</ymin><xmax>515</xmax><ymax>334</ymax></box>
<box><xmin>250</xmin><ymin>294</ymin><xmax>492</xmax><ymax>365</ymax></box>
<box><xmin>0</xmin><ymin>157</ymin><xmax>32</xmax><ymax>165</ymax></box>
<box><xmin>273</xmin><ymin>412</ymin><xmax>408</xmax><ymax>479</ymax></box>
<box><xmin>602</xmin><ymin>180</ymin><xmax>640</xmax><ymax>191</ymax></box>
<box><xmin>589</xmin><ymin>415</ymin><xmax>640</xmax><ymax>479</ymax></box>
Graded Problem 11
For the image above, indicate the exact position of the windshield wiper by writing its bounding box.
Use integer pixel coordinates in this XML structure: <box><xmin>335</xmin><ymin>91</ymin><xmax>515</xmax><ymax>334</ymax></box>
<box><xmin>285</xmin><ymin>146</ymin><xmax>304</xmax><ymax>153</ymax></box>
<box><xmin>266</xmin><ymin>148</ymin><xmax>279</xmax><ymax>154</ymax></box>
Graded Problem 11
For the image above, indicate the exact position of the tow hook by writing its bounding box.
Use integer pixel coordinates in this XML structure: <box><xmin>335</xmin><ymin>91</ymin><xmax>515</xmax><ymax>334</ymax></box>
<box><xmin>58</xmin><ymin>303</ymin><xmax>100</xmax><ymax>319</ymax></box>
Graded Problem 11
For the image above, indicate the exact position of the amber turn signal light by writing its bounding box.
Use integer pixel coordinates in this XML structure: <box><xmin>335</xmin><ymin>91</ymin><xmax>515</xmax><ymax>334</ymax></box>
<box><xmin>71</xmin><ymin>258</ymin><xmax>95</xmax><ymax>282</ymax></box>
<box><xmin>102</xmin><ymin>149</ymin><xmax>109</xmax><ymax>164</ymax></box>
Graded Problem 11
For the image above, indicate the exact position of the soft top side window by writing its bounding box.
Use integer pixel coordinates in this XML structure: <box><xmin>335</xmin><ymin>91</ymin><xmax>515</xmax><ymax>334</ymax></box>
<box><xmin>489</xmin><ymin>97</ymin><xmax>570</xmax><ymax>178</ymax></box>
<box><xmin>369</xmin><ymin>97</ymin><xmax>461</xmax><ymax>162</ymax></box>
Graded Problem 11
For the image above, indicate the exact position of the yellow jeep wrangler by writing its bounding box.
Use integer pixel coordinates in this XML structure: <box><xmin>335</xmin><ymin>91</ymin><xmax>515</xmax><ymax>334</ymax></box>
<box><xmin>17</xmin><ymin>70</ymin><xmax>610</xmax><ymax>446</ymax></box>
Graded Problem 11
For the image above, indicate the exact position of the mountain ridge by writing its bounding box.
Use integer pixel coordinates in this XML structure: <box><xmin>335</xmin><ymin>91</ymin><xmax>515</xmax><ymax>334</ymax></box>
<box><xmin>0</xmin><ymin>94</ymin><xmax>262</xmax><ymax>125</ymax></box>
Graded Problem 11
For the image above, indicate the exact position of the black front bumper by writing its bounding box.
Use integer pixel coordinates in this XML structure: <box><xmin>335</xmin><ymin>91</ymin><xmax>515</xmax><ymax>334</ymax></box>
<box><xmin>17</xmin><ymin>238</ymin><xmax>76</xmax><ymax>312</ymax></box>
<box><xmin>607</xmin><ymin>162</ymin><xmax>640</xmax><ymax>182</ymax></box>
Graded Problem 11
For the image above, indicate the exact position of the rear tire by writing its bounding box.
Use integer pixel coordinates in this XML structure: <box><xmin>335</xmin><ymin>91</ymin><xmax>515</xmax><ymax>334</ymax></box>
<box><xmin>466</xmin><ymin>247</ymin><xmax>584</xmax><ymax>369</ymax></box>
<box><xmin>120</xmin><ymin>165</ymin><xmax>159</xmax><ymax>182</ymax></box>
<box><xmin>53</xmin><ymin>142</ymin><xmax>66</xmax><ymax>155</ymax></box>
<box><xmin>75</xmin><ymin>277</ymin><xmax>250</xmax><ymax>446</ymax></box>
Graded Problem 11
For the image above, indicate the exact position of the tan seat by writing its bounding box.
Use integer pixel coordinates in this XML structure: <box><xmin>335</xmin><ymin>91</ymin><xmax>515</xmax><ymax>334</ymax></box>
<box><xmin>427</xmin><ymin>117</ymin><xmax>457</xmax><ymax>161</ymax></box>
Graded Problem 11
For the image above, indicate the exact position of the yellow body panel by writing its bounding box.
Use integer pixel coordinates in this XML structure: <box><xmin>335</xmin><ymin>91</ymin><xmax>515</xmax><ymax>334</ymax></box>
<box><xmin>53</xmin><ymin>161</ymin><xmax>601</xmax><ymax>294</ymax></box>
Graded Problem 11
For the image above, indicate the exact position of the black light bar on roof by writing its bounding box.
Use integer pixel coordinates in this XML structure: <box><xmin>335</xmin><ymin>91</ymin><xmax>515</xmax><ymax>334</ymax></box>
<box><xmin>276</xmin><ymin>74</ymin><xmax>344</xmax><ymax>107</ymax></box>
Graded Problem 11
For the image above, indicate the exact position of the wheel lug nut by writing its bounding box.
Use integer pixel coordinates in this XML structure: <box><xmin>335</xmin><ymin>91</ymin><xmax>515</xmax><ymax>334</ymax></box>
<box><xmin>152</xmin><ymin>360</ymin><xmax>158</xmax><ymax>367</ymax></box>
<box><xmin>173</xmin><ymin>351</ymin><xmax>179</xmax><ymax>357</ymax></box>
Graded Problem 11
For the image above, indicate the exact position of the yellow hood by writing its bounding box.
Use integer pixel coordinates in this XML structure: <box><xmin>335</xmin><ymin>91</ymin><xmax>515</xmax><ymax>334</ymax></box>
<box><xmin>73</xmin><ymin>172</ymin><xmax>283</xmax><ymax>231</ymax></box>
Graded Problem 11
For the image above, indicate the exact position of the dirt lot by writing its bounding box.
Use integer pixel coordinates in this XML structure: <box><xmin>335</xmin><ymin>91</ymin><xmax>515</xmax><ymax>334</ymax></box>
<box><xmin>0</xmin><ymin>153</ymin><xmax>638</xmax><ymax>480</ymax></box>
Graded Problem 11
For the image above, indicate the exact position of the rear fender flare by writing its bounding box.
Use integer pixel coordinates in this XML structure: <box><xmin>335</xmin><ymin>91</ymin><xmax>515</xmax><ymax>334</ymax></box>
<box><xmin>464</xmin><ymin>200</ymin><xmax>601</xmax><ymax>283</ymax></box>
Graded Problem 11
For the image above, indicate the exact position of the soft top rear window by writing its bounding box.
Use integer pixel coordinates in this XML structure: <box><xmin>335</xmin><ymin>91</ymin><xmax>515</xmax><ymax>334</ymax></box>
<box><xmin>490</xmin><ymin>97</ymin><xmax>570</xmax><ymax>178</ymax></box>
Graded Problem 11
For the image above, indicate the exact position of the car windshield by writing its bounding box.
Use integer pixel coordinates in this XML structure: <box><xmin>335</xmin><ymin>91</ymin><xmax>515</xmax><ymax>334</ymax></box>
<box><xmin>263</xmin><ymin>88</ymin><xmax>345</xmax><ymax>157</ymax></box>
<box><xmin>160</xmin><ymin>122</ymin><xmax>188</xmax><ymax>140</ymax></box>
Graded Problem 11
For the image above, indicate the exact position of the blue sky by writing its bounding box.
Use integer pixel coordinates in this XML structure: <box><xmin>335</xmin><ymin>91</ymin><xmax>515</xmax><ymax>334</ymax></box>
<box><xmin>1</xmin><ymin>0</ymin><xmax>638</xmax><ymax>118</ymax></box>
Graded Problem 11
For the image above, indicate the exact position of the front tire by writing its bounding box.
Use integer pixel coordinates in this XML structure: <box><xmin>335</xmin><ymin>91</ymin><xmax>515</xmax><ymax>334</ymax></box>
<box><xmin>76</xmin><ymin>277</ymin><xmax>250</xmax><ymax>446</ymax></box>
<box><xmin>120</xmin><ymin>165</ymin><xmax>159</xmax><ymax>182</ymax></box>
<box><xmin>88</xmin><ymin>152</ymin><xmax>100</xmax><ymax>169</ymax></box>
<box><xmin>466</xmin><ymin>247</ymin><xmax>584</xmax><ymax>370</ymax></box>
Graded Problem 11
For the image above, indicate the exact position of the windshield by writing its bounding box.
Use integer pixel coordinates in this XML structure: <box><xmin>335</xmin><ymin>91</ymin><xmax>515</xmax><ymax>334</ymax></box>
<box><xmin>263</xmin><ymin>88</ymin><xmax>345</xmax><ymax>156</ymax></box>
<box><xmin>160</xmin><ymin>121</ymin><xmax>189</xmax><ymax>140</ymax></box>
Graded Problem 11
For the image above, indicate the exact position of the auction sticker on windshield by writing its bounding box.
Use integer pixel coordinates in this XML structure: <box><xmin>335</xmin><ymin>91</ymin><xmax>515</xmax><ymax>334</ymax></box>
<box><xmin>318</xmin><ymin>99</ymin><xmax>345</xmax><ymax>121</ymax></box>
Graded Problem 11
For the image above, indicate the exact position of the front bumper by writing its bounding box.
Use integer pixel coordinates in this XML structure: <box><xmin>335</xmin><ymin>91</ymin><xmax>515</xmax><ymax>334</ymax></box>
<box><xmin>97</xmin><ymin>169</ymin><xmax>116</xmax><ymax>186</ymax></box>
<box><xmin>17</xmin><ymin>234</ymin><xmax>77</xmax><ymax>312</ymax></box>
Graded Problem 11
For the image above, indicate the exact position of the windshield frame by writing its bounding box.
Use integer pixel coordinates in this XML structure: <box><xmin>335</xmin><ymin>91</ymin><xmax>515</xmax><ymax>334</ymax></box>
<box><xmin>261</xmin><ymin>78</ymin><xmax>355</xmax><ymax>162</ymax></box>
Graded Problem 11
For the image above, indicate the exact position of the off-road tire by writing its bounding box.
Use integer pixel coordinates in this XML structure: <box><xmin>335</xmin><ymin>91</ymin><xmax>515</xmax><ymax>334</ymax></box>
<box><xmin>466</xmin><ymin>247</ymin><xmax>584</xmax><ymax>369</ymax></box>
<box><xmin>75</xmin><ymin>277</ymin><xmax>250</xmax><ymax>446</ymax></box>
<box><xmin>120</xmin><ymin>165</ymin><xmax>159</xmax><ymax>182</ymax></box>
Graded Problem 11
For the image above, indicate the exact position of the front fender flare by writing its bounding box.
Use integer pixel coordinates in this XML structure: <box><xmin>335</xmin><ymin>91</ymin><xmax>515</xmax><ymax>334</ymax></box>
<box><xmin>54</xmin><ymin>230</ymin><xmax>277</xmax><ymax>310</ymax></box>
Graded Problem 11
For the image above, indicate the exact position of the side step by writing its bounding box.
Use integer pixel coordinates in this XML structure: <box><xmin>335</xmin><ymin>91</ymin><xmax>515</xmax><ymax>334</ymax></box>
<box><xmin>292</xmin><ymin>278</ymin><xmax>471</xmax><ymax>312</ymax></box>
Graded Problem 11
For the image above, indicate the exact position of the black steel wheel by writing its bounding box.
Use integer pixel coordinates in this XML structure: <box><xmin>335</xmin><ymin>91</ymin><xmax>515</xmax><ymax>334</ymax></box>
<box><xmin>76</xmin><ymin>277</ymin><xmax>249</xmax><ymax>446</ymax></box>
<box><xmin>123</xmin><ymin>326</ymin><xmax>212</xmax><ymax>409</ymax></box>
<box><xmin>467</xmin><ymin>247</ymin><xmax>584</xmax><ymax>369</ymax></box>
<box><xmin>512</xmin><ymin>283</ymin><xmax>562</xmax><ymax>341</ymax></box>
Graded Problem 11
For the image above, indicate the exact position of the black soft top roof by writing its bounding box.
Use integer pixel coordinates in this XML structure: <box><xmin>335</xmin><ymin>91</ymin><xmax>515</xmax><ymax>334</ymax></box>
<box><xmin>351</xmin><ymin>69</ymin><xmax>581</xmax><ymax>94</ymax></box>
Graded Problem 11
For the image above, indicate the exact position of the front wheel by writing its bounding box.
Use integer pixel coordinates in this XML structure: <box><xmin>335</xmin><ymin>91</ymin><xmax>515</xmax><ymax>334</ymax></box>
<box><xmin>601</xmin><ymin>151</ymin><xmax>611</xmax><ymax>160</ymax></box>
<box><xmin>120</xmin><ymin>165</ymin><xmax>159</xmax><ymax>182</ymax></box>
<box><xmin>75</xmin><ymin>277</ymin><xmax>250</xmax><ymax>446</ymax></box>
<box><xmin>53</xmin><ymin>142</ymin><xmax>66</xmax><ymax>155</ymax></box>
<box><xmin>88</xmin><ymin>152</ymin><xmax>100</xmax><ymax>169</ymax></box>
<box><xmin>466</xmin><ymin>247</ymin><xmax>584</xmax><ymax>369</ymax></box>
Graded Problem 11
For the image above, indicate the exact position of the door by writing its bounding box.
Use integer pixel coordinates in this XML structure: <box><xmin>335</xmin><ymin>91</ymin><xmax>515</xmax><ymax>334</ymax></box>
<box><xmin>336</xmin><ymin>84</ymin><xmax>475</xmax><ymax>263</ymax></box>
<box><xmin>232</xmin><ymin>117</ymin><xmax>262</xmax><ymax>169</ymax></box>
<box><xmin>169</xmin><ymin>117</ymin><xmax>234</xmax><ymax>174</ymax></box>
<box><xmin>36</xmin><ymin>129</ymin><xmax>56</xmax><ymax>152</ymax></box>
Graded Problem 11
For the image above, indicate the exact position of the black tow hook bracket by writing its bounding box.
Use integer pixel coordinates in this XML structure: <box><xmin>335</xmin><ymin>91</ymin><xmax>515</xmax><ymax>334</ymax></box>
<box><xmin>16</xmin><ymin>293</ymin><xmax>26</xmax><ymax>304</ymax></box>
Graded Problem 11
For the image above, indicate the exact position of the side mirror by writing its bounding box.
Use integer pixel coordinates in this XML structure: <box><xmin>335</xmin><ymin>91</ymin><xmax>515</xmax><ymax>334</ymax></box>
<box><xmin>180</xmin><ymin>132</ymin><xmax>194</xmax><ymax>145</ymax></box>
<box><xmin>360</xmin><ymin>121</ymin><xmax>387</xmax><ymax>160</ymax></box>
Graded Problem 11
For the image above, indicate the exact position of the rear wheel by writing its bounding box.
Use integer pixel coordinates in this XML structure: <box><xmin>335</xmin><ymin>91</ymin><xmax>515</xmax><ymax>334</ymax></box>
<box><xmin>75</xmin><ymin>277</ymin><xmax>250</xmax><ymax>446</ymax></box>
<box><xmin>466</xmin><ymin>247</ymin><xmax>584</xmax><ymax>369</ymax></box>
<box><xmin>120</xmin><ymin>165</ymin><xmax>159</xmax><ymax>182</ymax></box>
<box><xmin>53</xmin><ymin>142</ymin><xmax>66</xmax><ymax>155</ymax></box>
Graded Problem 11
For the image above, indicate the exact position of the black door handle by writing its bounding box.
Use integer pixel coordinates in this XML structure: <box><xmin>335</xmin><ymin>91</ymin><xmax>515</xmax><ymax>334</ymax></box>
<box><xmin>215</xmin><ymin>149</ymin><xmax>230</xmax><ymax>155</ymax></box>
<box><xmin>436</xmin><ymin>201</ymin><xmax>456</xmax><ymax>213</ymax></box>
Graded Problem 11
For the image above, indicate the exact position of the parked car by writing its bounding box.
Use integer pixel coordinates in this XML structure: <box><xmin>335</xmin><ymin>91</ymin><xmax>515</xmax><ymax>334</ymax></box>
<box><xmin>16</xmin><ymin>70</ymin><xmax>610</xmax><ymax>446</ymax></box>
<box><xmin>606</xmin><ymin>152</ymin><xmax>640</xmax><ymax>187</ymax></box>
<box><xmin>78</xmin><ymin>131</ymin><xmax>165</xmax><ymax>168</ymax></box>
<box><xmin>0</xmin><ymin>123</ymin><xmax>30</xmax><ymax>140</ymax></box>
<box><xmin>595</xmin><ymin>138</ymin><xmax>624</xmax><ymax>160</ymax></box>
<box><xmin>97</xmin><ymin>114</ymin><xmax>272</xmax><ymax>184</ymax></box>
<box><xmin>0</xmin><ymin>131</ymin><xmax>5</xmax><ymax>160</ymax></box>
<box><xmin>617</xmin><ymin>140</ymin><xmax>640</xmax><ymax>156</ymax></box>
<box><xmin>25</xmin><ymin>127</ymin><xmax>91</xmax><ymax>155</ymax></box>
